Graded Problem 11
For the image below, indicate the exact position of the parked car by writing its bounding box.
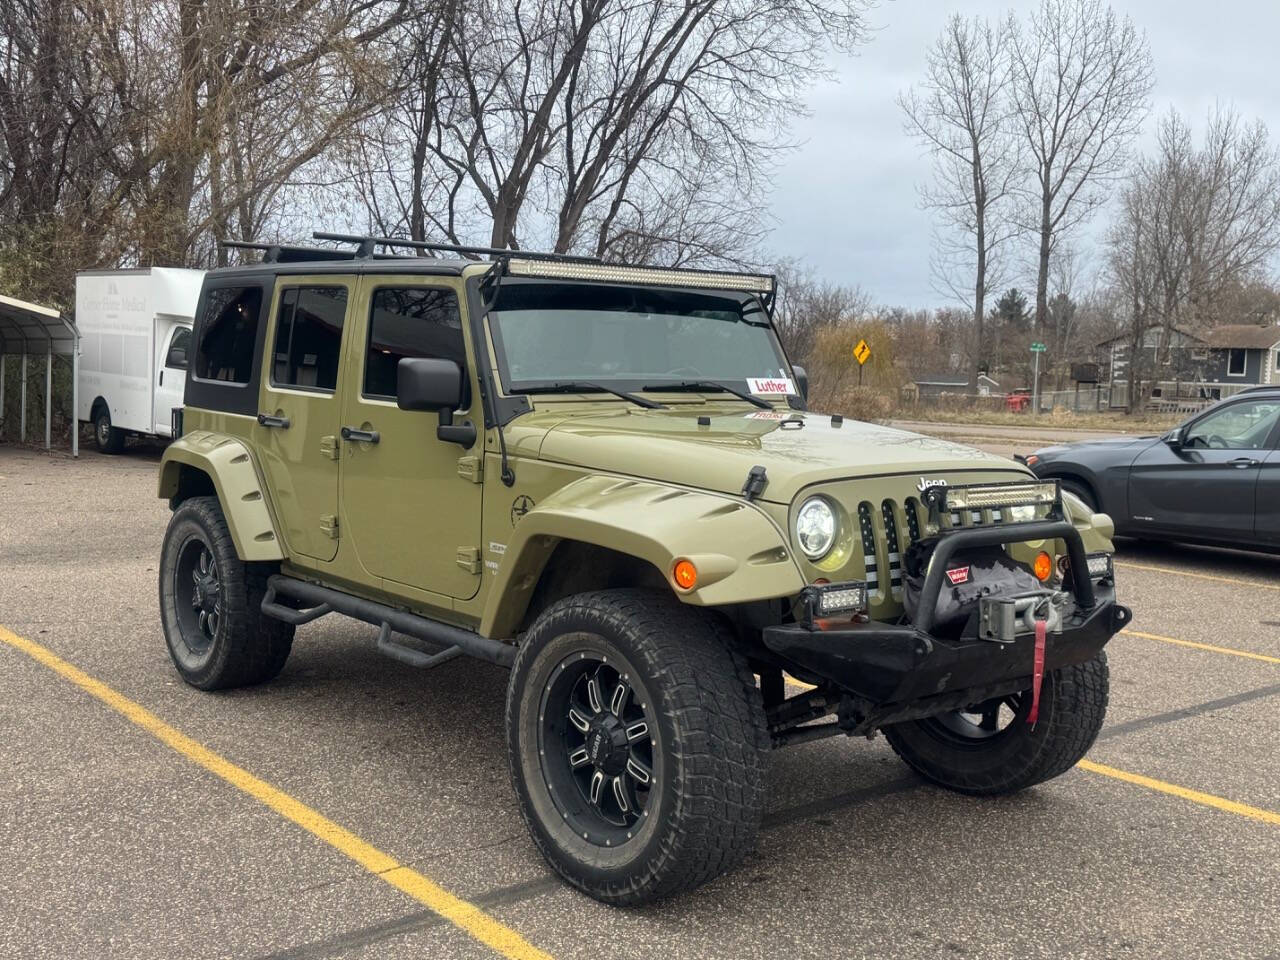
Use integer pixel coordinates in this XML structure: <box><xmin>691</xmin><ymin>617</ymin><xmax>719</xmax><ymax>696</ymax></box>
<box><xmin>157</xmin><ymin>234</ymin><xmax>1126</xmax><ymax>904</ymax></box>
<box><xmin>1025</xmin><ymin>388</ymin><xmax>1280</xmax><ymax>550</ymax></box>
<box><xmin>76</xmin><ymin>268</ymin><xmax>206</xmax><ymax>452</ymax></box>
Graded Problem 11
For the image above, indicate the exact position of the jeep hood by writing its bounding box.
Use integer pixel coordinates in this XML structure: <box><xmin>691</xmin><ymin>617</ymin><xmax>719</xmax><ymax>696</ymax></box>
<box><xmin>528</xmin><ymin>407</ymin><xmax>1029</xmax><ymax>503</ymax></box>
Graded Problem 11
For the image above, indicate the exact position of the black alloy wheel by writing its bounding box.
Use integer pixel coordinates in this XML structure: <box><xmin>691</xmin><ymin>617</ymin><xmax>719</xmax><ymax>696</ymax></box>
<box><xmin>924</xmin><ymin>692</ymin><xmax>1032</xmax><ymax>746</ymax></box>
<box><xmin>175</xmin><ymin>536</ymin><xmax>222</xmax><ymax>655</ymax></box>
<box><xmin>539</xmin><ymin>654</ymin><xmax>657</xmax><ymax>845</ymax></box>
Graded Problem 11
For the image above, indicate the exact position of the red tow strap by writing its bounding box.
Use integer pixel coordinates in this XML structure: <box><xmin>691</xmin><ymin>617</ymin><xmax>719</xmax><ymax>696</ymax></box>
<box><xmin>1028</xmin><ymin>619</ymin><xmax>1047</xmax><ymax>726</ymax></box>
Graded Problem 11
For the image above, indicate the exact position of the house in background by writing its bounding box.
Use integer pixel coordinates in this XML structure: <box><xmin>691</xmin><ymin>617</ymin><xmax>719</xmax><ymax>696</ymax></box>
<box><xmin>1203</xmin><ymin>325</ymin><xmax>1280</xmax><ymax>386</ymax></box>
<box><xmin>1097</xmin><ymin>323</ymin><xmax>1280</xmax><ymax>407</ymax></box>
<box><xmin>910</xmin><ymin>372</ymin><xmax>1000</xmax><ymax>399</ymax></box>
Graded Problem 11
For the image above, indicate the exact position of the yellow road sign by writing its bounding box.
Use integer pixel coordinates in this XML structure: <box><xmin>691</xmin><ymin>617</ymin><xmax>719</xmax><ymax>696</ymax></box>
<box><xmin>853</xmin><ymin>339</ymin><xmax>871</xmax><ymax>365</ymax></box>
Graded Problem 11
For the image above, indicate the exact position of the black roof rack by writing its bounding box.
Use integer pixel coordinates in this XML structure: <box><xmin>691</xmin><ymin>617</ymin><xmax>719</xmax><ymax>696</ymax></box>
<box><xmin>312</xmin><ymin>232</ymin><xmax>602</xmax><ymax>264</ymax></box>
<box><xmin>219</xmin><ymin>240</ymin><xmax>371</xmax><ymax>264</ymax></box>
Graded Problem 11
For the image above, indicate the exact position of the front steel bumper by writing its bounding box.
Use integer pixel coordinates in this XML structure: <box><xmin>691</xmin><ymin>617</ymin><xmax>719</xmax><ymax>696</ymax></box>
<box><xmin>762</xmin><ymin>520</ymin><xmax>1132</xmax><ymax>708</ymax></box>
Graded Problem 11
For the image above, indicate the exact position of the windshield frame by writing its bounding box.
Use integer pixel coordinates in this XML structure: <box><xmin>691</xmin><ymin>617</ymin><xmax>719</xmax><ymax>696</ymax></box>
<box><xmin>484</xmin><ymin>278</ymin><xmax>797</xmax><ymax>400</ymax></box>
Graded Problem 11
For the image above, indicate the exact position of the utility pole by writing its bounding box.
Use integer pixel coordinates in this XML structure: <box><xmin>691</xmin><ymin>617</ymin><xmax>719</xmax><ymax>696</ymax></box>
<box><xmin>1030</xmin><ymin>341</ymin><xmax>1046</xmax><ymax>417</ymax></box>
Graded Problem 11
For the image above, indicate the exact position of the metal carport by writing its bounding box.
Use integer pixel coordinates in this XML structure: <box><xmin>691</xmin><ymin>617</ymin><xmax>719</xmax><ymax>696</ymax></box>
<box><xmin>0</xmin><ymin>294</ymin><xmax>81</xmax><ymax>457</ymax></box>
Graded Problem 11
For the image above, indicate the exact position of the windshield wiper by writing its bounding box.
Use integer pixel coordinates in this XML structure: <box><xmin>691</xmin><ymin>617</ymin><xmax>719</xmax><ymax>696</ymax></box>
<box><xmin>522</xmin><ymin>381</ymin><xmax>666</xmax><ymax>410</ymax></box>
<box><xmin>642</xmin><ymin>380</ymin><xmax>773</xmax><ymax>410</ymax></box>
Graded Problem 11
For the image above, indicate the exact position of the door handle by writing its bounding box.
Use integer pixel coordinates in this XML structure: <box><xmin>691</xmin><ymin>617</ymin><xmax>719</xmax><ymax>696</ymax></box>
<box><xmin>257</xmin><ymin>413</ymin><xmax>290</xmax><ymax>428</ymax></box>
<box><xmin>159</xmin><ymin>370</ymin><xmax>163</xmax><ymax>386</ymax></box>
<box><xmin>1229</xmin><ymin>457</ymin><xmax>1259</xmax><ymax>468</ymax></box>
<box><xmin>340</xmin><ymin>426</ymin><xmax>380</xmax><ymax>444</ymax></box>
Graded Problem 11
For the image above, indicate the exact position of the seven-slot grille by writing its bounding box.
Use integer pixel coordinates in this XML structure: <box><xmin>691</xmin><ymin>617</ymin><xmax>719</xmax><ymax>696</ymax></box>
<box><xmin>854</xmin><ymin>495</ymin><xmax>1013</xmax><ymax>599</ymax></box>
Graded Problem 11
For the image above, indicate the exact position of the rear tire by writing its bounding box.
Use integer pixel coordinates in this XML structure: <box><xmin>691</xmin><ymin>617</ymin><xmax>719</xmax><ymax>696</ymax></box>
<box><xmin>506</xmin><ymin>589</ymin><xmax>767</xmax><ymax>905</ymax></box>
<box><xmin>93</xmin><ymin>408</ymin><xmax>125</xmax><ymax>454</ymax></box>
<box><xmin>884</xmin><ymin>653</ymin><xmax>1108</xmax><ymax>795</ymax></box>
<box><xmin>158</xmin><ymin>496</ymin><xmax>293</xmax><ymax>690</ymax></box>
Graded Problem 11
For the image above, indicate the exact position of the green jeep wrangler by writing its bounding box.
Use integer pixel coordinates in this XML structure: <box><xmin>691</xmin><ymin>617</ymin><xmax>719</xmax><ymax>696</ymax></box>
<box><xmin>157</xmin><ymin>234</ymin><xmax>1129</xmax><ymax>904</ymax></box>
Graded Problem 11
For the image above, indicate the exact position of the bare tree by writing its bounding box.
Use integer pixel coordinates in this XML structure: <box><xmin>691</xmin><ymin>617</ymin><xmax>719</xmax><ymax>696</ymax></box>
<box><xmin>1007</xmin><ymin>0</ymin><xmax>1153</xmax><ymax>335</ymax></box>
<box><xmin>373</xmin><ymin>0</ymin><xmax>867</xmax><ymax>264</ymax></box>
<box><xmin>1108</xmin><ymin>105</ymin><xmax>1280</xmax><ymax>410</ymax></box>
<box><xmin>771</xmin><ymin>259</ymin><xmax>874</xmax><ymax>361</ymax></box>
<box><xmin>900</xmin><ymin>13</ymin><xmax>1018</xmax><ymax>386</ymax></box>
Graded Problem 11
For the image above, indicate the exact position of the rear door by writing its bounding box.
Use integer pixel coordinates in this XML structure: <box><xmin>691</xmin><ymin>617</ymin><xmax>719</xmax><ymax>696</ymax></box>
<box><xmin>1127</xmin><ymin>398</ymin><xmax>1280</xmax><ymax>541</ymax></box>
<box><xmin>254</xmin><ymin>277</ymin><xmax>353</xmax><ymax>563</ymax></box>
<box><xmin>339</xmin><ymin>276</ymin><xmax>483</xmax><ymax>600</ymax></box>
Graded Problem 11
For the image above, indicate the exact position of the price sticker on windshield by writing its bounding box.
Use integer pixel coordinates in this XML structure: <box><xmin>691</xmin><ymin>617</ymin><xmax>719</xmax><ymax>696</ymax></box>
<box><xmin>746</xmin><ymin>377</ymin><xmax>795</xmax><ymax>396</ymax></box>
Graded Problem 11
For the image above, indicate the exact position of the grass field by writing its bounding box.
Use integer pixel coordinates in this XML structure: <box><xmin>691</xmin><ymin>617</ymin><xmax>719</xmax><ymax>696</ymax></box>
<box><xmin>898</xmin><ymin>406</ymin><xmax>1182</xmax><ymax>433</ymax></box>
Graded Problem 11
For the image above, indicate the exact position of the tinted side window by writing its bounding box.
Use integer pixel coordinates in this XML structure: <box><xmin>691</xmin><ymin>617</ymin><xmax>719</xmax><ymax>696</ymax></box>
<box><xmin>194</xmin><ymin>286</ymin><xmax>263</xmax><ymax>383</ymax></box>
<box><xmin>166</xmin><ymin>327</ymin><xmax>191</xmax><ymax>369</ymax></box>
<box><xmin>1185</xmin><ymin>400</ymin><xmax>1280</xmax><ymax>449</ymax></box>
<box><xmin>364</xmin><ymin>287</ymin><xmax>464</xmax><ymax>399</ymax></box>
<box><xmin>271</xmin><ymin>286</ymin><xmax>348</xmax><ymax>391</ymax></box>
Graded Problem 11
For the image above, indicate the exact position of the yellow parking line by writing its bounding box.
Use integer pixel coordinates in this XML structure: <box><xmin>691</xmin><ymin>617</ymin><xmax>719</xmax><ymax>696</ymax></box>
<box><xmin>0</xmin><ymin>625</ymin><xmax>553</xmax><ymax>960</ymax></box>
<box><xmin>1078</xmin><ymin>759</ymin><xmax>1280</xmax><ymax>826</ymax></box>
<box><xmin>1121</xmin><ymin>629</ymin><xmax>1280</xmax><ymax>665</ymax></box>
<box><xmin>1116</xmin><ymin>560</ymin><xmax>1280</xmax><ymax>592</ymax></box>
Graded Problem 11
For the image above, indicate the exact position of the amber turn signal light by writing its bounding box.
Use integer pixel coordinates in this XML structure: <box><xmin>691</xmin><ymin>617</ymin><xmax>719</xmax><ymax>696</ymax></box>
<box><xmin>1033</xmin><ymin>551</ymin><xmax>1053</xmax><ymax>582</ymax></box>
<box><xmin>673</xmin><ymin>559</ymin><xmax>698</xmax><ymax>590</ymax></box>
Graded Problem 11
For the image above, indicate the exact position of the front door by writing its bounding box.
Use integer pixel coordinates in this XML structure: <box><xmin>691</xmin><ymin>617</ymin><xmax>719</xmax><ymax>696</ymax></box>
<box><xmin>340</xmin><ymin>277</ymin><xmax>483</xmax><ymax>601</ymax></box>
<box><xmin>254</xmin><ymin>278</ymin><xmax>353</xmax><ymax>563</ymax></box>
<box><xmin>1128</xmin><ymin>397</ymin><xmax>1280</xmax><ymax>541</ymax></box>
<box><xmin>153</xmin><ymin>324</ymin><xmax>190</xmax><ymax>435</ymax></box>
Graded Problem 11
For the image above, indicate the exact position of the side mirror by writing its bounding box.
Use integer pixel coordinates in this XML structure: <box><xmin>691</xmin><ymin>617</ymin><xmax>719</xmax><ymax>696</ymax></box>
<box><xmin>397</xmin><ymin>357</ymin><xmax>475</xmax><ymax>447</ymax></box>
<box><xmin>397</xmin><ymin>357</ymin><xmax>463</xmax><ymax>411</ymax></box>
<box><xmin>792</xmin><ymin>365</ymin><xmax>809</xmax><ymax>402</ymax></box>
<box><xmin>1164</xmin><ymin>429</ymin><xmax>1183</xmax><ymax>450</ymax></box>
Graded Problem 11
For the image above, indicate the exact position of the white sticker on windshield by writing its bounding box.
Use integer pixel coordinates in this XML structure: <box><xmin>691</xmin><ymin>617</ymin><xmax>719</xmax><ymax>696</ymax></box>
<box><xmin>747</xmin><ymin>377</ymin><xmax>795</xmax><ymax>396</ymax></box>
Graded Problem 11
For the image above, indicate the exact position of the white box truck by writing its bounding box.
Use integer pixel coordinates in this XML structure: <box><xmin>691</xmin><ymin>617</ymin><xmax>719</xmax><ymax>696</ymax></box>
<box><xmin>76</xmin><ymin>268</ymin><xmax>205</xmax><ymax>453</ymax></box>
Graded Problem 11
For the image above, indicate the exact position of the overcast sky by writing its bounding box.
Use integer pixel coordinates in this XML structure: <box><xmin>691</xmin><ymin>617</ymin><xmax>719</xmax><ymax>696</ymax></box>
<box><xmin>768</xmin><ymin>0</ymin><xmax>1280</xmax><ymax>308</ymax></box>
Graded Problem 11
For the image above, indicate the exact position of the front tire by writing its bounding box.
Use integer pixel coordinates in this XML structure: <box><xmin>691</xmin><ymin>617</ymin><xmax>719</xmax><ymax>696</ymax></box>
<box><xmin>94</xmin><ymin>408</ymin><xmax>125</xmax><ymax>454</ymax></box>
<box><xmin>506</xmin><ymin>589</ymin><xmax>767</xmax><ymax>905</ymax></box>
<box><xmin>158</xmin><ymin>496</ymin><xmax>294</xmax><ymax>690</ymax></box>
<box><xmin>884</xmin><ymin>653</ymin><xmax>1108</xmax><ymax>795</ymax></box>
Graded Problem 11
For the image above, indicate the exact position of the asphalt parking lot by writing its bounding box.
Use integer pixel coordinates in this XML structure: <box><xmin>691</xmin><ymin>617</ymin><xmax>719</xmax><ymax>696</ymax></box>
<box><xmin>1</xmin><ymin>442</ymin><xmax>1277</xmax><ymax>960</ymax></box>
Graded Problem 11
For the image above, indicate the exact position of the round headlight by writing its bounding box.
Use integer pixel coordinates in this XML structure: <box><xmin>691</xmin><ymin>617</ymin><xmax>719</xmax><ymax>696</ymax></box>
<box><xmin>795</xmin><ymin>497</ymin><xmax>837</xmax><ymax>560</ymax></box>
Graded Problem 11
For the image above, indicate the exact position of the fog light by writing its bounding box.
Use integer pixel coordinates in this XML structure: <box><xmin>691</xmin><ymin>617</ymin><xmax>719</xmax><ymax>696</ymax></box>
<box><xmin>673</xmin><ymin>559</ymin><xmax>698</xmax><ymax>590</ymax></box>
<box><xmin>802</xmin><ymin>580</ymin><xmax>868</xmax><ymax>621</ymax></box>
<box><xmin>1061</xmin><ymin>552</ymin><xmax>1113</xmax><ymax>581</ymax></box>
<box><xmin>1033</xmin><ymin>551</ymin><xmax>1053</xmax><ymax>582</ymax></box>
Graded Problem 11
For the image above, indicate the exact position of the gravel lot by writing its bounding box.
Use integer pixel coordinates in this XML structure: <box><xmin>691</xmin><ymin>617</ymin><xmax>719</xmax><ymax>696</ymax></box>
<box><xmin>1</xmin><ymin>442</ymin><xmax>1276</xmax><ymax>960</ymax></box>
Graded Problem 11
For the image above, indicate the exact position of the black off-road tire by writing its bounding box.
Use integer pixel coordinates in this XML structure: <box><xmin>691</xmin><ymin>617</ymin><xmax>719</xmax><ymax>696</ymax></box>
<box><xmin>159</xmin><ymin>496</ymin><xmax>294</xmax><ymax>690</ymax></box>
<box><xmin>93</xmin><ymin>408</ymin><xmax>125</xmax><ymax>454</ymax></box>
<box><xmin>884</xmin><ymin>652</ymin><xmax>1109</xmax><ymax>796</ymax></box>
<box><xmin>506</xmin><ymin>589</ymin><xmax>768</xmax><ymax>905</ymax></box>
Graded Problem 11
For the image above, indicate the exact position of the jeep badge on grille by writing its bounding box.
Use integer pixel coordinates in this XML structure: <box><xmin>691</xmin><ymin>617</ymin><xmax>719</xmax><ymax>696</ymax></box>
<box><xmin>917</xmin><ymin>477</ymin><xmax>948</xmax><ymax>493</ymax></box>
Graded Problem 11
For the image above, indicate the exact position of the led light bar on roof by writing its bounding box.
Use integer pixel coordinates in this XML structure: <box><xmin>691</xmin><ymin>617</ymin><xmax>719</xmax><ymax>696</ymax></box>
<box><xmin>505</xmin><ymin>258</ymin><xmax>775</xmax><ymax>294</ymax></box>
<box><xmin>943</xmin><ymin>481</ymin><xmax>1059</xmax><ymax>511</ymax></box>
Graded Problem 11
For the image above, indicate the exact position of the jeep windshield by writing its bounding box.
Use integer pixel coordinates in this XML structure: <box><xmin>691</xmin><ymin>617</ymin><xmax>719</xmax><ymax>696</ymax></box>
<box><xmin>488</xmin><ymin>282</ymin><xmax>793</xmax><ymax>398</ymax></box>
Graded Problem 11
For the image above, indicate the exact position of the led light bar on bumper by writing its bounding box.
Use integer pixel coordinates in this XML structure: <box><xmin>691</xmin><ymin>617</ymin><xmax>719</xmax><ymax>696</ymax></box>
<box><xmin>1060</xmin><ymin>551</ymin><xmax>1114</xmax><ymax>581</ymax></box>
<box><xmin>919</xmin><ymin>480</ymin><xmax>1064</xmax><ymax>525</ymax></box>
<box><xmin>505</xmin><ymin>258</ymin><xmax>776</xmax><ymax>294</ymax></box>
<box><xmin>801</xmin><ymin>580</ymin><xmax>868</xmax><ymax>625</ymax></box>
